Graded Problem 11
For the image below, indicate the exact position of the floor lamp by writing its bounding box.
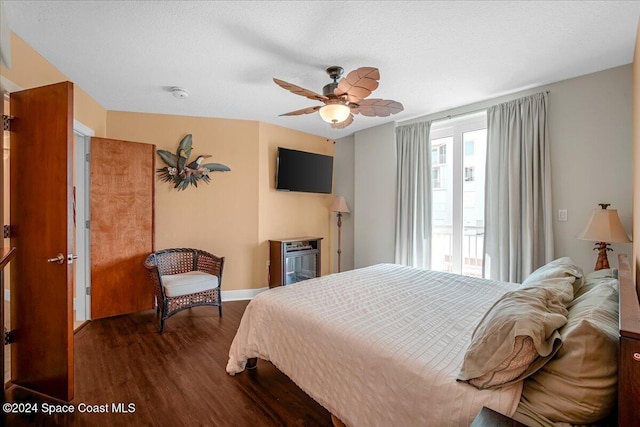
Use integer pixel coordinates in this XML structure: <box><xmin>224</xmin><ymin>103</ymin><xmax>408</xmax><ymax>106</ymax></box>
<box><xmin>330</xmin><ymin>196</ymin><xmax>350</xmax><ymax>273</ymax></box>
<box><xmin>578</xmin><ymin>203</ymin><xmax>631</xmax><ymax>270</ymax></box>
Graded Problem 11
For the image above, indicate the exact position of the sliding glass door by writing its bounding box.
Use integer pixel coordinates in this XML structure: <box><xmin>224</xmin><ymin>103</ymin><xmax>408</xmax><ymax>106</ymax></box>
<box><xmin>430</xmin><ymin>112</ymin><xmax>487</xmax><ymax>276</ymax></box>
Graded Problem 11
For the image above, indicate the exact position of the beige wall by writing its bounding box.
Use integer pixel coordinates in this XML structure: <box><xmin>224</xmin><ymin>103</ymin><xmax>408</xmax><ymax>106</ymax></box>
<box><xmin>257</xmin><ymin>122</ymin><xmax>335</xmax><ymax>280</ymax></box>
<box><xmin>633</xmin><ymin>18</ymin><xmax>640</xmax><ymax>281</ymax></box>
<box><xmin>107</xmin><ymin>111</ymin><xmax>260</xmax><ymax>291</ymax></box>
<box><xmin>106</xmin><ymin>113</ymin><xmax>335</xmax><ymax>291</ymax></box>
<box><xmin>0</xmin><ymin>33</ymin><xmax>107</xmax><ymax>136</ymax></box>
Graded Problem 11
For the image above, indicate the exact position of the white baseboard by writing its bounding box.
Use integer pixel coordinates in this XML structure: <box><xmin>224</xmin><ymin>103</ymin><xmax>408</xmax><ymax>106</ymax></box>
<box><xmin>4</xmin><ymin>287</ymin><xmax>266</xmax><ymax>303</ymax></box>
<box><xmin>221</xmin><ymin>287</ymin><xmax>268</xmax><ymax>302</ymax></box>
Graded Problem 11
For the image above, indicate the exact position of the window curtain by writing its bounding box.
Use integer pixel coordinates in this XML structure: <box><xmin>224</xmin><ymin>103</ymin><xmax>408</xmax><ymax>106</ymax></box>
<box><xmin>484</xmin><ymin>92</ymin><xmax>553</xmax><ymax>282</ymax></box>
<box><xmin>395</xmin><ymin>121</ymin><xmax>432</xmax><ymax>269</ymax></box>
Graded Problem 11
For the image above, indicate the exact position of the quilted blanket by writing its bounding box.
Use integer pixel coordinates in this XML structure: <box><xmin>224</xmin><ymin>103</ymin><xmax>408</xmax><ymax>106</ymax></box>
<box><xmin>227</xmin><ymin>264</ymin><xmax>523</xmax><ymax>426</ymax></box>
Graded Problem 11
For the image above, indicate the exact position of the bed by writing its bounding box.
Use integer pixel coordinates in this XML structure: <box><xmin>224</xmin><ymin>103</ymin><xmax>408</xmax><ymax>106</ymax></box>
<box><xmin>226</xmin><ymin>255</ymin><xmax>640</xmax><ymax>426</ymax></box>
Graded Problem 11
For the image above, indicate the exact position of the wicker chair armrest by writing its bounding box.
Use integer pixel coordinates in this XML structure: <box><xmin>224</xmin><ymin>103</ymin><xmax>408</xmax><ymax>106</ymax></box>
<box><xmin>143</xmin><ymin>255</ymin><xmax>157</xmax><ymax>272</ymax></box>
<box><xmin>194</xmin><ymin>249</ymin><xmax>225</xmax><ymax>279</ymax></box>
<box><xmin>144</xmin><ymin>254</ymin><xmax>166</xmax><ymax>300</ymax></box>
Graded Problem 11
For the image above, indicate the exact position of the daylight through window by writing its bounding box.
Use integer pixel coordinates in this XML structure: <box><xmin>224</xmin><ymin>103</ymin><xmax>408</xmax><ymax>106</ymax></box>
<box><xmin>430</xmin><ymin>111</ymin><xmax>487</xmax><ymax>277</ymax></box>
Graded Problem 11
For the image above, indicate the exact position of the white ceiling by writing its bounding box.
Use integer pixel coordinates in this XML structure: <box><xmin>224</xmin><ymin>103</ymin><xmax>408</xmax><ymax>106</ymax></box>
<box><xmin>4</xmin><ymin>1</ymin><xmax>640</xmax><ymax>139</ymax></box>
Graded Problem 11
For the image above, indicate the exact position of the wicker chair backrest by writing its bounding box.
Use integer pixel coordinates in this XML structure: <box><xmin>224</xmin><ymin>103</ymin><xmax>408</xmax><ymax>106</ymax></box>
<box><xmin>154</xmin><ymin>249</ymin><xmax>197</xmax><ymax>276</ymax></box>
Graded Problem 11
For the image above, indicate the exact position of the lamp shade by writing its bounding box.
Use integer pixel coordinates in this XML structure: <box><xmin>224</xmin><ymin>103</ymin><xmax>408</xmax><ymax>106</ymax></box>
<box><xmin>578</xmin><ymin>208</ymin><xmax>631</xmax><ymax>243</ymax></box>
<box><xmin>319</xmin><ymin>104</ymin><xmax>350</xmax><ymax>124</ymax></box>
<box><xmin>330</xmin><ymin>196</ymin><xmax>350</xmax><ymax>213</ymax></box>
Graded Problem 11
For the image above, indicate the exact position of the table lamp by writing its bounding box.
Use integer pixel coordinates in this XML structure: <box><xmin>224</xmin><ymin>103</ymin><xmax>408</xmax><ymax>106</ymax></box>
<box><xmin>578</xmin><ymin>203</ymin><xmax>631</xmax><ymax>270</ymax></box>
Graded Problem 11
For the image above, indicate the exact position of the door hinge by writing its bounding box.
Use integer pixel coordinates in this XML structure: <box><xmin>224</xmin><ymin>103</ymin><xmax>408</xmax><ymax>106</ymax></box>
<box><xmin>85</xmin><ymin>153</ymin><xmax>90</xmax><ymax>162</ymax></box>
<box><xmin>85</xmin><ymin>220</ymin><xmax>90</xmax><ymax>229</ymax></box>
<box><xmin>2</xmin><ymin>115</ymin><xmax>13</xmax><ymax>132</ymax></box>
<box><xmin>86</xmin><ymin>287</ymin><xmax>90</xmax><ymax>296</ymax></box>
<box><xmin>4</xmin><ymin>329</ymin><xmax>14</xmax><ymax>345</ymax></box>
<box><xmin>3</xmin><ymin>225</ymin><xmax>10</xmax><ymax>239</ymax></box>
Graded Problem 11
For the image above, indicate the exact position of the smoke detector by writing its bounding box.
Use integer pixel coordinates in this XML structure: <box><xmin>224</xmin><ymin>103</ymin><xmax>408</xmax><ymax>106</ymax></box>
<box><xmin>171</xmin><ymin>87</ymin><xmax>189</xmax><ymax>99</ymax></box>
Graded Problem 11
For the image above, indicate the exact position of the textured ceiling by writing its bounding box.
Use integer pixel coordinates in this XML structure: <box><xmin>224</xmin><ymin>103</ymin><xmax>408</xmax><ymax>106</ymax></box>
<box><xmin>4</xmin><ymin>1</ymin><xmax>640</xmax><ymax>139</ymax></box>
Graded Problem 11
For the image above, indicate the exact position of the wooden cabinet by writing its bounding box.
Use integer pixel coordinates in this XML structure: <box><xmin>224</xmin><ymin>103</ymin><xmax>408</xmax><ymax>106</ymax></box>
<box><xmin>269</xmin><ymin>237</ymin><xmax>322</xmax><ymax>288</ymax></box>
<box><xmin>471</xmin><ymin>407</ymin><xmax>526</xmax><ymax>427</ymax></box>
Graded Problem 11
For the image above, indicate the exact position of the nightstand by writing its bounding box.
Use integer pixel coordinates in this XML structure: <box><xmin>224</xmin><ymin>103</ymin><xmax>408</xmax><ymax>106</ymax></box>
<box><xmin>471</xmin><ymin>407</ymin><xmax>527</xmax><ymax>427</ymax></box>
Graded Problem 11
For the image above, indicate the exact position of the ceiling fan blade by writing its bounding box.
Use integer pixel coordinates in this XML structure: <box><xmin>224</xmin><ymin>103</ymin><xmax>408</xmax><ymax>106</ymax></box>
<box><xmin>355</xmin><ymin>99</ymin><xmax>404</xmax><ymax>117</ymax></box>
<box><xmin>343</xmin><ymin>94</ymin><xmax>362</xmax><ymax>104</ymax></box>
<box><xmin>334</xmin><ymin>67</ymin><xmax>380</xmax><ymax>101</ymax></box>
<box><xmin>331</xmin><ymin>114</ymin><xmax>354</xmax><ymax>129</ymax></box>
<box><xmin>273</xmin><ymin>78</ymin><xmax>328</xmax><ymax>102</ymax></box>
<box><xmin>279</xmin><ymin>105</ymin><xmax>322</xmax><ymax>116</ymax></box>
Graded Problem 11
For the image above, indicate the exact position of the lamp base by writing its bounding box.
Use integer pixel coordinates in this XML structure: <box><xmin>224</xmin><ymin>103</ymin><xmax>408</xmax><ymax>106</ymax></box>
<box><xmin>593</xmin><ymin>242</ymin><xmax>612</xmax><ymax>271</ymax></box>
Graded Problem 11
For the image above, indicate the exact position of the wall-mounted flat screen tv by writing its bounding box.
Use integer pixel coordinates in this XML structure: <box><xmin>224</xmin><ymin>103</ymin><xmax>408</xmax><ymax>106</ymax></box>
<box><xmin>276</xmin><ymin>147</ymin><xmax>333</xmax><ymax>194</ymax></box>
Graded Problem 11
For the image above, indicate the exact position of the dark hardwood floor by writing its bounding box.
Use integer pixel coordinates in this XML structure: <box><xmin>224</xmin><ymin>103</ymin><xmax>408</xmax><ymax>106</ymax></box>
<box><xmin>2</xmin><ymin>301</ymin><xmax>332</xmax><ymax>427</ymax></box>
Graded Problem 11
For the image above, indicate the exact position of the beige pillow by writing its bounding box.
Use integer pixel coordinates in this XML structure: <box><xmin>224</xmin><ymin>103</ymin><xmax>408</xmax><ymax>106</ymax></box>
<box><xmin>467</xmin><ymin>335</ymin><xmax>537</xmax><ymax>389</ymax></box>
<box><xmin>522</xmin><ymin>257</ymin><xmax>584</xmax><ymax>293</ymax></box>
<box><xmin>457</xmin><ymin>277</ymin><xmax>573</xmax><ymax>389</ymax></box>
<box><xmin>585</xmin><ymin>268</ymin><xmax>617</xmax><ymax>281</ymax></box>
<box><xmin>519</xmin><ymin>282</ymin><xmax>618</xmax><ymax>424</ymax></box>
<box><xmin>574</xmin><ymin>268</ymin><xmax>617</xmax><ymax>299</ymax></box>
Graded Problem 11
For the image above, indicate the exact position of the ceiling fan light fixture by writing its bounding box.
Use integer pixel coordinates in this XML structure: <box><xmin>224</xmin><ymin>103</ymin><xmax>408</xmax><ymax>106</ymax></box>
<box><xmin>274</xmin><ymin>66</ymin><xmax>403</xmax><ymax>129</ymax></box>
<box><xmin>319</xmin><ymin>104</ymin><xmax>350</xmax><ymax>124</ymax></box>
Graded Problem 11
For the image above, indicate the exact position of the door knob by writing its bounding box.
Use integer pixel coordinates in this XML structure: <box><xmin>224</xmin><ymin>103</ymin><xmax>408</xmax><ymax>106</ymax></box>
<box><xmin>46</xmin><ymin>253</ymin><xmax>77</xmax><ymax>264</ymax></box>
<box><xmin>47</xmin><ymin>253</ymin><xmax>65</xmax><ymax>264</ymax></box>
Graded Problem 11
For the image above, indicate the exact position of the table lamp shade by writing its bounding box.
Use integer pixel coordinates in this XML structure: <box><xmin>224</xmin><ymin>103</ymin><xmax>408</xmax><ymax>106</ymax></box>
<box><xmin>330</xmin><ymin>196</ymin><xmax>350</xmax><ymax>213</ymax></box>
<box><xmin>578</xmin><ymin>208</ymin><xmax>631</xmax><ymax>243</ymax></box>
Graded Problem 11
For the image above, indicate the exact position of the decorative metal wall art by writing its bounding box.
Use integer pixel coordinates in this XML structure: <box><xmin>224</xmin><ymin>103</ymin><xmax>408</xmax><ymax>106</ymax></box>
<box><xmin>156</xmin><ymin>134</ymin><xmax>230</xmax><ymax>191</ymax></box>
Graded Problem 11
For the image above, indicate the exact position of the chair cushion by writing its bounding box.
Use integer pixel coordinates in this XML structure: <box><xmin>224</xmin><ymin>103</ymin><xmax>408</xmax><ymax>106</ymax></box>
<box><xmin>161</xmin><ymin>271</ymin><xmax>219</xmax><ymax>297</ymax></box>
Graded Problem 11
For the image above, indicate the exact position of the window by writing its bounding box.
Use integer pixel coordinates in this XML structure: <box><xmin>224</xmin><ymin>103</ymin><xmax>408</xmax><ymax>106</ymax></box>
<box><xmin>431</xmin><ymin>144</ymin><xmax>447</xmax><ymax>165</ymax></box>
<box><xmin>464</xmin><ymin>167</ymin><xmax>474</xmax><ymax>182</ymax></box>
<box><xmin>465</xmin><ymin>140</ymin><xmax>474</xmax><ymax>156</ymax></box>
<box><xmin>432</xmin><ymin>168</ymin><xmax>442</xmax><ymax>189</ymax></box>
<box><xmin>430</xmin><ymin>112</ymin><xmax>487</xmax><ymax>277</ymax></box>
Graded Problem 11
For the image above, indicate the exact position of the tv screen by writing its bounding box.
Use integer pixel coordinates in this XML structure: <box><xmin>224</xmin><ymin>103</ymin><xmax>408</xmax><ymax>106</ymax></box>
<box><xmin>276</xmin><ymin>147</ymin><xmax>333</xmax><ymax>194</ymax></box>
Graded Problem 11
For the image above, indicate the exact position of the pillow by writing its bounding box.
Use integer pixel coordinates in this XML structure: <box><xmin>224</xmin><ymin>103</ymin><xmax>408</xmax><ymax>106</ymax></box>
<box><xmin>519</xmin><ymin>282</ymin><xmax>619</xmax><ymax>424</ymax></box>
<box><xmin>457</xmin><ymin>277</ymin><xmax>573</xmax><ymax>389</ymax></box>
<box><xmin>522</xmin><ymin>257</ymin><xmax>584</xmax><ymax>294</ymax></box>
<box><xmin>574</xmin><ymin>268</ymin><xmax>618</xmax><ymax>299</ymax></box>
<box><xmin>585</xmin><ymin>268</ymin><xmax>617</xmax><ymax>281</ymax></box>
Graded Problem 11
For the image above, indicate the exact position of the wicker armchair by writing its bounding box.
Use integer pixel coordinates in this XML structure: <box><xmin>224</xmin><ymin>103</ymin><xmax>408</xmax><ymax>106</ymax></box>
<box><xmin>144</xmin><ymin>248</ymin><xmax>224</xmax><ymax>333</ymax></box>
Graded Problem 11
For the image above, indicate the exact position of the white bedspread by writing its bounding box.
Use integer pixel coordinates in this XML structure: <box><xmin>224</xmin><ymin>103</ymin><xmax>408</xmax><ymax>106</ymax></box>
<box><xmin>227</xmin><ymin>264</ymin><xmax>523</xmax><ymax>426</ymax></box>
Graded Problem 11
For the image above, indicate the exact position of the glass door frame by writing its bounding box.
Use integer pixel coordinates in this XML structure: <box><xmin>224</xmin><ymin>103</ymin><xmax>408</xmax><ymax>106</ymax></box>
<box><xmin>429</xmin><ymin>111</ymin><xmax>487</xmax><ymax>275</ymax></box>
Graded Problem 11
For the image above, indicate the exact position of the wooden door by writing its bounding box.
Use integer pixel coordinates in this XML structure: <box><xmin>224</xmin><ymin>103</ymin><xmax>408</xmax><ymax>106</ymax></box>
<box><xmin>10</xmin><ymin>81</ymin><xmax>74</xmax><ymax>401</ymax></box>
<box><xmin>90</xmin><ymin>137</ymin><xmax>154</xmax><ymax>319</ymax></box>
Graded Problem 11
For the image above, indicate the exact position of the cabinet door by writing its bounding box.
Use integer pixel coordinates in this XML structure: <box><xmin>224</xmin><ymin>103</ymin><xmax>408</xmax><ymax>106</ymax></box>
<box><xmin>285</xmin><ymin>252</ymin><xmax>318</xmax><ymax>284</ymax></box>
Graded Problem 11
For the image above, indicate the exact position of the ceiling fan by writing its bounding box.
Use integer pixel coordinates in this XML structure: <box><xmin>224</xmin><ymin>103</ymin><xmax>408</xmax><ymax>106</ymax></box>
<box><xmin>273</xmin><ymin>66</ymin><xmax>404</xmax><ymax>129</ymax></box>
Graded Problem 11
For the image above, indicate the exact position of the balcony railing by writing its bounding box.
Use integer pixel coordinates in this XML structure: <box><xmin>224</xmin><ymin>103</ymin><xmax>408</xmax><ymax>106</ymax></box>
<box><xmin>431</xmin><ymin>225</ymin><xmax>484</xmax><ymax>277</ymax></box>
